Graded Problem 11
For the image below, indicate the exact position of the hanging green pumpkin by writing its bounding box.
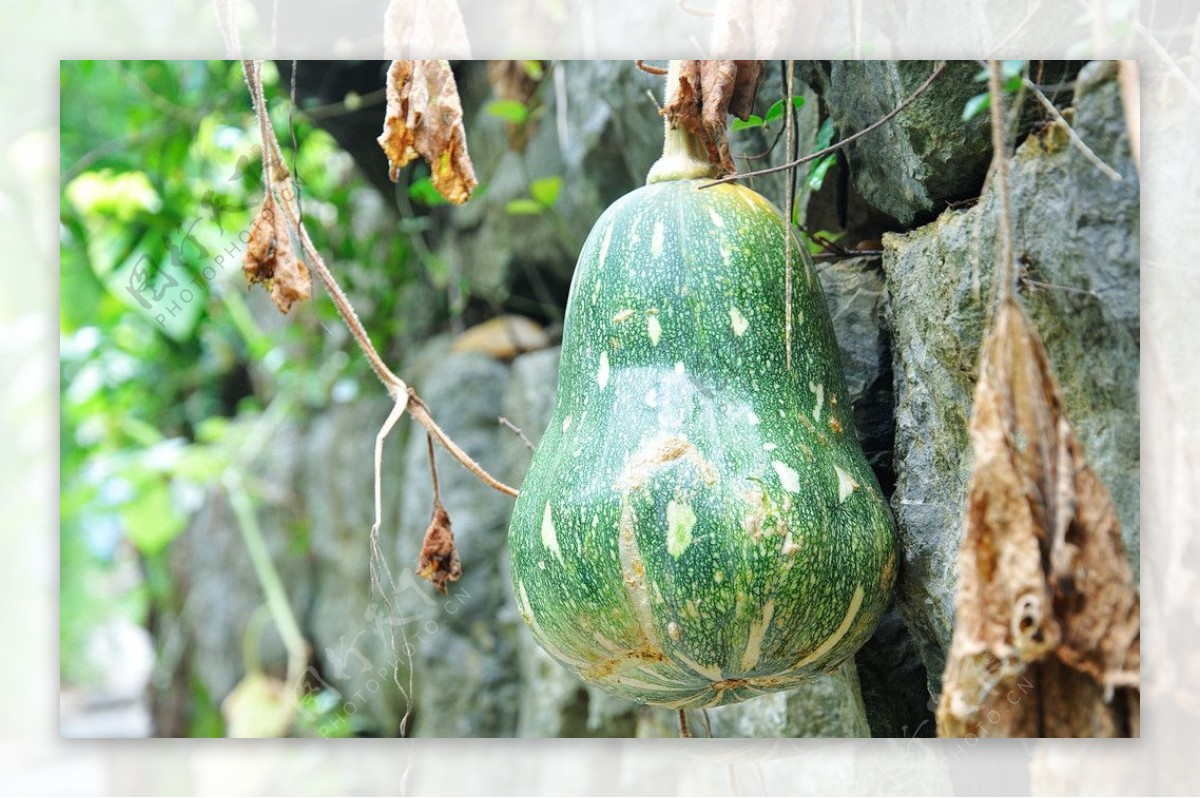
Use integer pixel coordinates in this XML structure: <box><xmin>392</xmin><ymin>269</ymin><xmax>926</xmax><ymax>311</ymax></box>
<box><xmin>507</xmin><ymin>65</ymin><xmax>897</xmax><ymax>708</ymax></box>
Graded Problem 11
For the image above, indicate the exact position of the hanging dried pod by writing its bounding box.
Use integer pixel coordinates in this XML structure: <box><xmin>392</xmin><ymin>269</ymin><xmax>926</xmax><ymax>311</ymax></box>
<box><xmin>937</xmin><ymin>297</ymin><xmax>1140</xmax><ymax>737</ymax></box>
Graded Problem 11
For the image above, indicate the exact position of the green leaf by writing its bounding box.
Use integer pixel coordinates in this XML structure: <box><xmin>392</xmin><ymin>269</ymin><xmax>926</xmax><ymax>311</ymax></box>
<box><xmin>486</xmin><ymin>98</ymin><xmax>529</xmax><ymax>125</ymax></box>
<box><xmin>763</xmin><ymin>95</ymin><xmax>805</xmax><ymax>125</ymax></box>
<box><xmin>1003</xmin><ymin>74</ymin><xmax>1023</xmax><ymax>93</ymax></box>
<box><xmin>807</xmin><ymin>153</ymin><xmax>837</xmax><ymax>191</ymax></box>
<box><xmin>801</xmin><ymin>229</ymin><xmax>844</xmax><ymax>255</ymax></box>
<box><xmin>529</xmin><ymin>175</ymin><xmax>562</xmax><ymax>207</ymax></box>
<box><xmin>1001</xmin><ymin>59</ymin><xmax>1025</xmax><ymax>78</ymax></box>
<box><xmin>975</xmin><ymin>60</ymin><xmax>1025</xmax><ymax>84</ymax></box>
<box><xmin>962</xmin><ymin>92</ymin><xmax>990</xmax><ymax>121</ymax></box>
<box><xmin>814</xmin><ymin>117</ymin><xmax>835</xmax><ymax>150</ymax></box>
<box><xmin>121</xmin><ymin>479</ymin><xmax>185</xmax><ymax>556</ymax></box>
<box><xmin>408</xmin><ymin>176</ymin><xmax>447</xmax><ymax>207</ymax></box>
<box><xmin>522</xmin><ymin>60</ymin><xmax>544</xmax><ymax>81</ymax></box>
<box><xmin>505</xmin><ymin>198</ymin><xmax>545</xmax><ymax>215</ymax></box>
<box><xmin>731</xmin><ymin>114</ymin><xmax>763</xmax><ymax>131</ymax></box>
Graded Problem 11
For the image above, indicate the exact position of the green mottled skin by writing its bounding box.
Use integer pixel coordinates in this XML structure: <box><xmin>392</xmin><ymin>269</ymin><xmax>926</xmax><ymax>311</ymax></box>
<box><xmin>507</xmin><ymin>178</ymin><xmax>897</xmax><ymax>708</ymax></box>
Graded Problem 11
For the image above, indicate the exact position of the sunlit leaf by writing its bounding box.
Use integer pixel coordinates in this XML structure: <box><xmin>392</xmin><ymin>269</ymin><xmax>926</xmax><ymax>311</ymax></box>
<box><xmin>505</xmin><ymin>198</ymin><xmax>544</xmax><ymax>215</ymax></box>
<box><xmin>485</xmin><ymin>98</ymin><xmax>529</xmax><ymax>125</ymax></box>
<box><xmin>763</xmin><ymin>95</ymin><xmax>805</xmax><ymax>125</ymax></box>
<box><xmin>120</xmin><ymin>479</ymin><xmax>185</xmax><ymax>556</ymax></box>
<box><xmin>529</xmin><ymin>175</ymin><xmax>562</xmax><ymax>207</ymax></box>
<box><xmin>962</xmin><ymin>92</ymin><xmax>990</xmax><ymax>121</ymax></box>
<box><xmin>807</xmin><ymin>153</ymin><xmax>837</xmax><ymax>191</ymax></box>
<box><xmin>731</xmin><ymin>114</ymin><xmax>763</xmax><ymax>131</ymax></box>
<box><xmin>408</xmin><ymin>176</ymin><xmax>448</xmax><ymax>207</ymax></box>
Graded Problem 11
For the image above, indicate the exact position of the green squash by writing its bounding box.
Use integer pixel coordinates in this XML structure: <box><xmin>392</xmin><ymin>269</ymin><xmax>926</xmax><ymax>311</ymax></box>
<box><xmin>507</xmin><ymin>121</ymin><xmax>897</xmax><ymax>709</ymax></box>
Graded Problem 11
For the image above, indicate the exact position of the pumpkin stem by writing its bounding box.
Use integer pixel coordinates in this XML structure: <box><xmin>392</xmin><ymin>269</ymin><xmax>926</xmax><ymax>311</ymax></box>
<box><xmin>647</xmin><ymin>60</ymin><xmax>722</xmax><ymax>184</ymax></box>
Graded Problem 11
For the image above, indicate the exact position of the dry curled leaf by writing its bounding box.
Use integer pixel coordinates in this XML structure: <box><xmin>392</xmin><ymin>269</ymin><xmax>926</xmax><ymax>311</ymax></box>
<box><xmin>417</xmin><ymin>500</ymin><xmax>461</xmax><ymax>593</ymax></box>
<box><xmin>937</xmin><ymin>298</ymin><xmax>1140</xmax><ymax>737</ymax></box>
<box><xmin>383</xmin><ymin>0</ymin><xmax>472</xmax><ymax>60</ymax></box>
<box><xmin>378</xmin><ymin>59</ymin><xmax>477</xmax><ymax>204</ymax></box>
<box><xmin>661</xmin><ymin>60</ymin><xmax>765</xmax><ymax>175</ymax></box>
<box><xmin>243</xmin><ymin>194</ymin><xmax>311</xmax><ymax>313</ymax></box>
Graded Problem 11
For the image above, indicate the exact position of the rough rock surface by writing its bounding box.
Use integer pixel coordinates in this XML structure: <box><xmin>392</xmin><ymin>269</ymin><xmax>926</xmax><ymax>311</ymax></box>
<box><xmin>166</xmin><ymin>420</ymin><xmax>313</xmax><ymax>723</ymax></box>
<box><xmin>304</xmin><ymin>398</ymin><xmax>408</xmax><ymax>735</ymax></box>
<box><xmin>825</xmin><ymin>60</ymin><xmax>993</xmax><ymax>226</ymax></box>
<box><xmin>883</xmin><ymin>61</ymin><xmax>1139</xmax><ymax>693</ymax></box>
<box><xmin>394</xmin><ymin>344</ymin><xmax>524</xmax><ymax>737</ymax></box>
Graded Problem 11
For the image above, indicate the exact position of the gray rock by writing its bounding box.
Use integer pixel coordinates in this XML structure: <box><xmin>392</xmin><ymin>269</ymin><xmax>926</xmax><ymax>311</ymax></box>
<box><xmin>304</xmin><ymin>397</ymin><xmax>409</xmax><ymax>736</ymax></box>
<box><xmin>708</xmin><ymin>661</ymin><xmax>871</xmax><ymax>737</ymax></box>
<box><xmin>826</xmin><ymin>61</ymin><xmax>993</xmax><ymax>225</ymax></box>
<box><xmin>395</xmin><ymin>347</ymin><xmax>524</xmax><ymax>736</ymax></box>
<box><xmin>883</xmin><ymin>61</ymin><xmax>1139</xmax><ymax>694</ymax></box>
<box><xmin>170</xmin><ymin>421</ymin><xmax>313</xmax><ymax>710</ymax></box>
<box><xmin>815</xmin><ymin>255</ymin><xmax>894</xmax><ymax>488</ymax></box>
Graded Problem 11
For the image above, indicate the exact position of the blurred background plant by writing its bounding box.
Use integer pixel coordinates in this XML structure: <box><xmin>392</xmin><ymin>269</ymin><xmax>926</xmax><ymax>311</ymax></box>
<box><xmin>59</xmin><ymin>60</ymin><xmax>419</xmax><ymax>735</ymax></box>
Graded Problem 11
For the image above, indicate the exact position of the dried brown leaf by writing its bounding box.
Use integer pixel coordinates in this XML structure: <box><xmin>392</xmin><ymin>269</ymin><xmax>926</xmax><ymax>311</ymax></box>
<box><xmin>937</xmin><ymin>299</ymin><xmax>1140</xmax><ymax>738</ymax></box>
<box><xmin>661</xmin><ymin>59</ymin><xmax>765</xmax><ymax>176</ymax></box>
<box><xmin>243</xmin><ymin>194</ymin><xmax>311</xmax><ymax>313</ymax></box>
<box><xmin>383</xmin><ymin>0</ymin><xmax>472</xmax><ymax>59</ymax></box>
<box><xmin>416</xmin><ymin>500</ymin><xmax>461</xmax><ymax>593</ymax></box>
<box><xmin>378</xmin><ymin>59</ymin><xmax>477</xmax><ymax>204</ymax></box>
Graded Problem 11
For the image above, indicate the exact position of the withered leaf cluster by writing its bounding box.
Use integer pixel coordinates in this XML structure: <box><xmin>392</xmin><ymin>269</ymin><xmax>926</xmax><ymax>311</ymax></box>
<box><xmin>243</xmin><ymin>194</ymin><xmax>311</xmax><ymax>314</ymax></box>
<box><xmin>417</xmin><ymin>500</ymin><xmax>461</xmax><ymax>594</ymax></box>
<box><xmin>937</xmin><ymin>298</ymin><xmax>1140</xmax><ymax>738</ymax></box>
<box><xmin>661</xmin><ymin>60</ymin><xmax>765</xmax><ymax>175</ymax></box>
<box><xmin>378</xmin><ymin>59</ymin><xmax>477</xmax><ymax>204</ymax></box>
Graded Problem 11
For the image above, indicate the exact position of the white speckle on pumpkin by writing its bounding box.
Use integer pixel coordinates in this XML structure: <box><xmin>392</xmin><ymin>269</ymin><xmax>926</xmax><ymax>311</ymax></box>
<box><xmin>739</xmin><ymin>600</ymin><xmax>776</xmax><ymax>671</ymax></box>
<box><xmin>612</xmin><ymin>308</ymin><xmax>634</xmax><ymax>324</ymax></box>
<box><xmin>762</xmin><ymin>442</ymin><xmax>777</xmax><ymax>451</ymax></box>
<box><xmin>651</xmin><ymin>218</ymin><xmax>664</xmax><ymax>257</ymax></box>
<box><xmin>541</xmin><ymin>503</ymin><xmax>564</xmax><ymax>563</ymax></box>
<box><xmin>714</xmin><ymin>571</ymin><xmax>724</xmax><ymax>584</ymax></box>
<box><xmin>562</xmin><ymin>415</ymin><xmax>572</xmax><ymax>432</ymax></box>
<box><xmin>728</xmin><ymin>306</ymin><xmax>749</xmax><ymax>337</ymax></box>
<box><xmin>772</xmin><ymin>460</ymin><xmax>801</xmax><ymax>493</ymax></box>
<box><xmin>644</xmin><ymin>388</ymin><xmax>657</xmax><ymax>408</ymax></box>
<box><xmin>599</xmin><ymin>221</ymin><xmax>614</xmax><ymax>267</ymax></box>
<box><xmin>674</xmin><ymin>361</ymin><xmax>685</xmax><ymax>375</ymax></box>
<box><xmin>809</xmin><ymin>382</ymin><xmax>825</xmax><ymax>422</ymax></box>
<box><xmin>746</xmin><ymin>410</ymin><xmax>760</xmax><ymax>425</ymax></box>
<box><xmin>780</xmin><ymin>530</ymin><xmax>800</xmax><ymax>556</ymax></box>
<box><xmin>835</xmin><ymin>465</ymin><xmax>859</xmax><ymax>503</ymax></box>
<box><xmin>721</xmin><ymin>246</ymin><xmax>732</xmax><ymax>266</ymax></box>
<box><xmin>666</xmin><ymin>499</ymin><xmax>697</xmax><ymax>559</ymax></box>
<box><xmin>708</xmin><ymin>207</ymin><xmax>725</xmax><ymax>228</ymax></box>
<box><xmin>797</xmin><ymin>308</ymin><xmax>805</xmax><ymax>326</ymax></box>
<box><xmin>647</xmin><ymin>315</ymin><xmax>662</xmax><ymax>346</ymax></box>
<box><xmin>668</xmin><ymin>621</ymin><xmax>682</xmax><ymax>642</ymax></box>
<box><xmin>597</xmin><ymin>351</ymin><xmax>610</xmax><ymax>390</ymax></box>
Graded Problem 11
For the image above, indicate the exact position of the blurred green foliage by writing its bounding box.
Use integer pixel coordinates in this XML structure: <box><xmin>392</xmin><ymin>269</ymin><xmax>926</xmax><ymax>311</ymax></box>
<box><xmin>59</xmin><ymin>61</ymin><xmax>413</xmax><ymax>733</ymax></box>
